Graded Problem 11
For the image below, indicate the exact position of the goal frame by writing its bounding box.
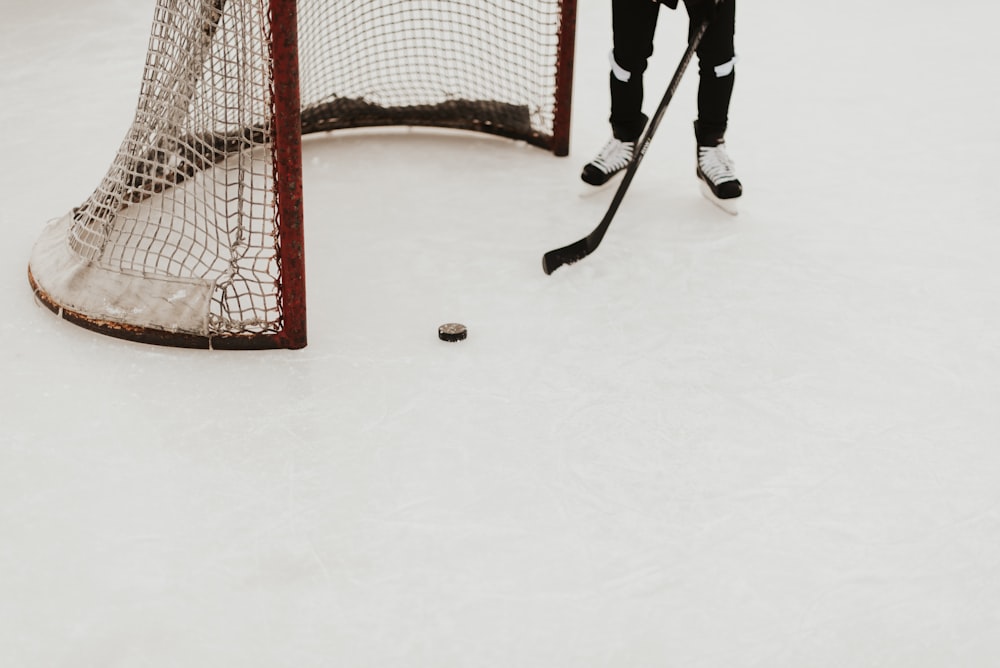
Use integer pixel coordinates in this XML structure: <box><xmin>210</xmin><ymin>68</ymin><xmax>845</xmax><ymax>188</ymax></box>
<box><xmin>28</xmin><ymin>0</ymin><xmax>577</xmax><ymax>350</ymax></box>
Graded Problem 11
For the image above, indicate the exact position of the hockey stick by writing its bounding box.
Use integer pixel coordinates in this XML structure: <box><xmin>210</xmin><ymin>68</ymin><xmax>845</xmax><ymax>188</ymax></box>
<box><xmin>542</xmin><ymin>15</ymin><xmax>712</xmax><ymax>275</ymax></box>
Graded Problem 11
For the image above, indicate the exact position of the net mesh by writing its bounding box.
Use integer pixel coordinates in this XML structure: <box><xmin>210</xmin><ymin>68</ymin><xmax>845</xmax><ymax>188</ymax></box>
<box><xmin>297</xmin><ymin>1</ymin><xmax>564</xmax><ymax>140</ymax></box>
<box><xmin>32</xmin><ymin>0</ymin><xmax>571</xmax><ymax>347</ymax></box>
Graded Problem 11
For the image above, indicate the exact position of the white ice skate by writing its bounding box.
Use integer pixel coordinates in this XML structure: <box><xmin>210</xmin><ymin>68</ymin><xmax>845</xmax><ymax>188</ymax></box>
<box><xmin>696</xmin><ymin>143</ymin><xmax>741</xmax><ymax>215</ymax></box>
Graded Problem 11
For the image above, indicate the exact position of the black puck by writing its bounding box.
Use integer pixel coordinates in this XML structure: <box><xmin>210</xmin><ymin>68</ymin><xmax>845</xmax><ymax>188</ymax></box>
<box><xmin>438</xmin><ymin>323</ymin><xmax>467</xmax><ymax>342</ymax></box>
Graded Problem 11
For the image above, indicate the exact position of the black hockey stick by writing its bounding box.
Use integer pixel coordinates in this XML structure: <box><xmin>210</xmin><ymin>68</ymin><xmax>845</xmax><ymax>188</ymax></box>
<box><xmin>542</xmin><ymin>16</ymin><xmax>712</xmax><ymax>275</ymax></box>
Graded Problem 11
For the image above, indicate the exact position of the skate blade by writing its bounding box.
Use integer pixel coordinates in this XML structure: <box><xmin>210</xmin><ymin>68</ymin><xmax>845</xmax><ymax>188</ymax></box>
<box><xmin>699</xmin><ymin>180</ymin><xmax>740</xmax><ymax>215</ymax></box>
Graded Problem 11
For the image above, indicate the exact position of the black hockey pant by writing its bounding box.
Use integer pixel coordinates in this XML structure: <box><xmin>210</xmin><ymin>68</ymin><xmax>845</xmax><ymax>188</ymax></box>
<box><xmin>609</xmin><ymin>0</ymin><xmax>736</xmax><ymax>144</ymax></box>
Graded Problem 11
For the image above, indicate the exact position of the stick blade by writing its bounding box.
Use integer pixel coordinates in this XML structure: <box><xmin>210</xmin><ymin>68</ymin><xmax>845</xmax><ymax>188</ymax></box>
<box><xmin>542</xmin><ymin>238</ymin><xmax>593</xmax><ymax>275</ymax></box>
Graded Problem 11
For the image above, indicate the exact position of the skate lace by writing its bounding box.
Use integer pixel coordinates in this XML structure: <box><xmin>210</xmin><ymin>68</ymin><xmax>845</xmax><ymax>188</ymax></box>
<box><xmin>698</xmin><ymin>145</ymin><xmax>737</xmax><ymax>184</ymax></box>
<box><xmin>592</xmin><ymin>138</ymin><xmax>634</xmax><ymax>174</ymax></box>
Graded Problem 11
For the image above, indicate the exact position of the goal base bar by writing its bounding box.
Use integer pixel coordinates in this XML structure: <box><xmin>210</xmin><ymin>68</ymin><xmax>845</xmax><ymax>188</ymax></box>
<box><xmin>28</xmin><ymin>268</ymin><xmax>301</xmax><ymax>350</ymax></box>
<box><xmin>301</xmin><ymin>98</ymin><xmax>562</xmax><ymax>153</ymax></box>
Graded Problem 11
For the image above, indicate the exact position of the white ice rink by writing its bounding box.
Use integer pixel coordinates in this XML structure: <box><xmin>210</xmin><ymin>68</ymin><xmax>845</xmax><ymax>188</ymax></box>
<box><xmin>2</xmin><ymin>1</ymin><xmax>999</xmax><ymax>666</ymax></box>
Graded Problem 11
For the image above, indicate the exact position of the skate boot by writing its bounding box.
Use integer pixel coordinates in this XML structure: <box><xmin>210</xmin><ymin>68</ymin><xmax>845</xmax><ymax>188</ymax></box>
<box><xmin>694</xmin><ymin>122</ymin><xmax>742</xmax><ymax>214</ymax></box>
<box><xmin>581</xmin><ymin>136</ymin><xmax>635</xmax><ymax>187</ymax></box>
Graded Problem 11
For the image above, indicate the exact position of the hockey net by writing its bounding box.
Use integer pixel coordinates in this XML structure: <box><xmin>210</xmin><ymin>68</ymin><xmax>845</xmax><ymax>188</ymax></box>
<box><xmin>28</xmin><ymin>0</ymin><xmax>576</xmax><ymax>349</ymax></box>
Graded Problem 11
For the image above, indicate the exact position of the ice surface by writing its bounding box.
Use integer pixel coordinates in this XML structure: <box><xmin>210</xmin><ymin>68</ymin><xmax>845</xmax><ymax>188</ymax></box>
<box><xmin>1</xmin><ymin>2</ymin><xmax>999</xmax><ymax>667</ymax></box>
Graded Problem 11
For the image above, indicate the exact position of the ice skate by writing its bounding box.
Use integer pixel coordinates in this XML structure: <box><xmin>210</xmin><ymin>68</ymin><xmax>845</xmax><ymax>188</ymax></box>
<box><xmin>581</xmin><ymin>136</ymin><xmax>635</xmax><ymax>188</ymax></box>
<box><xmin>696</xmin><ymin>142</ymin><xmax>741</xmax><ymax>215</ymax></box>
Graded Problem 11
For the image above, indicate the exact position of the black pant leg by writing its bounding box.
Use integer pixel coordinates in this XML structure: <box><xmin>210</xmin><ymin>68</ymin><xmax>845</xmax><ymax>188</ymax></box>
<box><xmin>609</xmin><ymin>0</ymin><xmax>660</xmax><ymax>141</ymax></box>
<box><xmin>687</xmin><ymin>0</ymin><xmax>737</xmax><ymax>143</ymax></box>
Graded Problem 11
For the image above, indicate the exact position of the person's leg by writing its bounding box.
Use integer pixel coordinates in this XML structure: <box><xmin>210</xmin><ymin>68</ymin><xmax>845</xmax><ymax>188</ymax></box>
<box><xmin>686</xmin><ymin>0</ymin><xmax>740</xmax><ymax>209</ymax></box>
<box><xmin>581</xmin><ymin>0</ymin><xmax>662</xmax><ymax>186</ymax></box>
<box><xmin>609</xmin><ymin>0</ymin><xmax>661</xmax><ymax>141</ymax></box>
<box><xmin>687</xmin><ymin>0</ymin><xmax>736</xmax><ymax>145</ymax></box>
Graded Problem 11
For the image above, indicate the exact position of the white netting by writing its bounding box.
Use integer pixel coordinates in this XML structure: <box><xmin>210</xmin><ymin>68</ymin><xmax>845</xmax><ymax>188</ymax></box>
<box><xmin>67</xmin><ymin>0</ymin><xmax>280</xmax><ymax>337</ymax></box>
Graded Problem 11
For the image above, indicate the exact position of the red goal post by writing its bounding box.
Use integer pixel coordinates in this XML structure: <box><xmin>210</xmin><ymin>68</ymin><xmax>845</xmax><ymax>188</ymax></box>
<box><xmin>28</xmin><ymin>0</ymin><xmax>577</xmax><ymax>349</ymax></box>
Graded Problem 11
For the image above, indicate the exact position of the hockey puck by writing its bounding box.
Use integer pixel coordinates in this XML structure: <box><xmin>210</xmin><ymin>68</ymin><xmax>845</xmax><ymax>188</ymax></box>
<box><xmin>438</xmin><ymin>323</ymin><xmax>467</xmax><ymax>342</ymax></box>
